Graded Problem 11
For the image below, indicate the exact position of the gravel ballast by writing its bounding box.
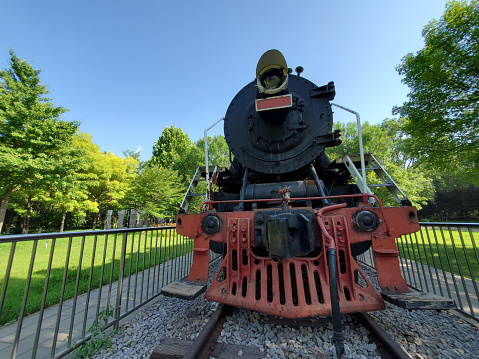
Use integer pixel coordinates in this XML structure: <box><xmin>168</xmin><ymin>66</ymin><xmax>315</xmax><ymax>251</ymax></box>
<box><xmin>92</xmin><ymin>259</ymin><xmax>479</xmax><ymax>359</ymax></box>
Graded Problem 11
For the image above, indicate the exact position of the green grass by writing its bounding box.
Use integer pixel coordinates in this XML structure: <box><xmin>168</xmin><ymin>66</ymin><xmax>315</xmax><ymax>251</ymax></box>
<box><xmin>397</xmin><ymin>227</ymin><xmax>479</xmax><ymax>280</ymax></box>
<box><xmin>0</xmin><ymin>230</ymin><xmax>193</xmax><ymax>325</ymax></box>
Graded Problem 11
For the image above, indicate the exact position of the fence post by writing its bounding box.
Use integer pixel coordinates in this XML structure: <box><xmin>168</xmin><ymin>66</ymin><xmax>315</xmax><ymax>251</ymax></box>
<box><xmin>118</xmin><ymin>210</ymin><xmax>125</xmax><ymax>229</ymax></box>
<box><xmin>115</xmin><ymin>231</ymin><xmax>128</xmax><ymax>329</ymax></box>
<box><xmin>106</xmin><ymin>210</ymin><xmax>113</xmax><ymax>229</ymax></box>
<box><xmin>129</xmin><ymin>210</ymin><xmax>137</xmax><ymax>228</ymax></box>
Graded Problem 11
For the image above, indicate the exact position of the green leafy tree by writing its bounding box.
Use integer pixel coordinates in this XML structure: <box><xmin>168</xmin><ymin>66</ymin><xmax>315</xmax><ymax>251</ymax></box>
<box><xmin>49</xmin><ymin>171</ymin><xmax>99</xmax><ymax>232</ymax></box>
<box><xmin>8</xmin><ymin>187</ymin><xmax>47</xmax><ymax>233</ymax></box>
<box><xmin>122</xmin><ymin>148</ymin><xmax>141</xmax><ymax>161</ymax></box>
<box><xmin>326</xmin><ymin>119</ymin><xmax>434</xmax><ymax>209</ymax></box>
<box><xmin>326</xmin><ymin>121</ymin><xmax>395</xmax><ymax>163</ymax></box>
<box><xmin>151</xmin><ymin>126</ymin><xmax>202</xmax><ymax>182</ymax></box>
<box><xmin>0</xmin><ymin>50</ymin><xmax>80</xmax><ymax>233</ymax></box>
<box><xmin>125</xmin><ymin>164</ymin><xmax>185</xmax><ymax>220</ymax></box>
<box><xmin>75</xmin><ymin>133</ymin><xmax>137</xmax><ymax>229</ymax></box>
<box><xmin>393</xmin><ymin>0</ymin><xmax>479</xmax><ymax>175</ymax></box>
<box><xmin>195</xmin><ymin>135</ymin><xmax>231</xmax><ymax>168</ymax></box>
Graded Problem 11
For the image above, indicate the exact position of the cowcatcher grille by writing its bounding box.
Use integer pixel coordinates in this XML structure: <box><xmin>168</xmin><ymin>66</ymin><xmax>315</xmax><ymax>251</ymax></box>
<box><xmin>206</xmin><ymin>216</ymin><xmax>385</xmax><ymax>318</ymax></box>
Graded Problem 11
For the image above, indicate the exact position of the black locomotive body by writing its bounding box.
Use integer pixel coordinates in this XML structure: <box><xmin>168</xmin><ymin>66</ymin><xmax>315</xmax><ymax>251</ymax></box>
<box><xmin>174</xmin><ymin>49</ymin><xmax>443</xmax><ymax>357</ymax></box>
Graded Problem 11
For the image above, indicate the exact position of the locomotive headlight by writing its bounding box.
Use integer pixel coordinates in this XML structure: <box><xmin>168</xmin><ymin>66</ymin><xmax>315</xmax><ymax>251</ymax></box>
<box><xmin>353</xmin><ymin>210</ymin><xmax>379</xmax><ymax>232</ymax></box>
<box><xmin>256</xmin><ymin>49</ymin><xmax>289</xmax><ymax>96</ymax></box>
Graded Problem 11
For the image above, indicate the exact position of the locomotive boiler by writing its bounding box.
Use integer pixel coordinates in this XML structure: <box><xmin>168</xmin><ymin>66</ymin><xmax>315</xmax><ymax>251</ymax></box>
<box><xmin>172</xmin><ymin>50</ymin><xmax>454</xmax><ymax>357</ymax></box>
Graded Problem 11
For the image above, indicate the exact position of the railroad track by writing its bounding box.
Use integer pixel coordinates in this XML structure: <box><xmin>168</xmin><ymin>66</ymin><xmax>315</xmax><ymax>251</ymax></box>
<box><xmin>354</xmin><ymin>312</ymin><xmax>411</xmax><ymax>359</ymax></box>
<box><xmin>150</xmin><ymin>304</ymin><xmax>413</xmax><ymax>359</ymax></box>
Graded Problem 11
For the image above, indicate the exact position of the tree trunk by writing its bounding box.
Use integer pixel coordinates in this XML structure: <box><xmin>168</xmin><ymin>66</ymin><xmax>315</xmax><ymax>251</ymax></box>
<box><xmin>60</xmin><ymin>208</ymin><xmax>66</xmax><ymax>232</ymax></box>
<box><xmin>92</xmin><ymin>211</ymin><xmax>101</xmax><ymax>230</ymax></box>
<box><xmin>22</xmin><ymin>197</ymin><xmax>32</xmax><ymax>234</ymax></box>
<box><xmin>3</xmin><ymin>210</ymin><xmax>14</xmax><ymax>235</ymax></box>
<box><xmin>0</xmin><ymin>187</ymin><xmax>14</xmax><ymax>235</ymax></box>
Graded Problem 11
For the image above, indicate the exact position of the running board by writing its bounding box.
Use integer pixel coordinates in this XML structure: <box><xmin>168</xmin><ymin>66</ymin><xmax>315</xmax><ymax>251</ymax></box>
<box><xmin>161</xmin><ymin>280</ymin><xmax>207</xmax><ymax>300</ymax></box>
<box><xmin>382</xmin><ymin>291</ymin><xmax>456</xmax><ymax>310</ymax></box>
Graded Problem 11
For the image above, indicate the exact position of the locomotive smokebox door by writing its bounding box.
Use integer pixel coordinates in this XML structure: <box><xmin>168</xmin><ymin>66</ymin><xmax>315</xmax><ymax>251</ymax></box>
<box><xmin>266</xmin><ymin>211</ymin><xmax>315</xmax><ymax>260</ymax></box>
<box><xmin>224</xmin><ymin>50</ymin><xmax>337</xmax><ymax>176</ymax></box>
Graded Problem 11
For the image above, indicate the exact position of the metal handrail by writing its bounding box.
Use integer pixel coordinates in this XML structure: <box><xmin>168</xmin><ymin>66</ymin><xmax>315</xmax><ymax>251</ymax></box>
<box><xmin>331</xmin><ymin>103</ymin><xmax>367</xmax><ymax>194</ymax></box>
<box><xmin>204</xmin><ymin>117</ymin><xmax>224</xmax><ymax>198</ymax></box>
<box><xmin>0</xmin><ymin>227</ymin><xmax>166</xmax><ymax>244</ymax></box>
<box><xmin>1</xmin><ymin>221</ymin><xmax>477</xmax><ymax>358</ymax></box>
<box><xmin>0</xmin><ymin>226</ymin><xmax>220</xmax><ymax>358</ymax></box>
<box><xmin>358</xmin><ymin>221</ymin><xmax>479</xmax><ymax>320</ymax></box>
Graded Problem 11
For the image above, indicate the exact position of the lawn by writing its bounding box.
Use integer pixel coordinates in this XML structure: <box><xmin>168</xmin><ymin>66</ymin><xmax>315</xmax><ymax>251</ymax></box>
<box><xmin>0</xmin><ymin>229</ymin><xmax>193</xmax><ymax>325</ymax></box>
<box><xmin>396</xmin><ymin>226</ymin><xmax>479</xmax><ymax>280</ymax></box>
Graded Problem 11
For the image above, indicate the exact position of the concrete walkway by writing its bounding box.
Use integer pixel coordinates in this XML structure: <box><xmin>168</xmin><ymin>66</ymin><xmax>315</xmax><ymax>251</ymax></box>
<box><xmin>0</xmin><ymin>254</ymin><xmax>193</xmax><ymax>359</ymax></box>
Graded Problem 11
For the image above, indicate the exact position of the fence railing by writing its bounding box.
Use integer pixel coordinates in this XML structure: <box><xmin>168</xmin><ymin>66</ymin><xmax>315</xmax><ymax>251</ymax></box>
<box><xmin>0</xmin><ymin>227</ymin><xmax>219</xmax><ymax>359</ymax></box>
<box><xmin>1</xmin><ymin>222</ymin><xmax>477</xmax><ymax>358</ymax></box>
<box><xmin>358</xmin><ymin>222</ymin><xmax>479</xmax><ymax>319</ymax></box>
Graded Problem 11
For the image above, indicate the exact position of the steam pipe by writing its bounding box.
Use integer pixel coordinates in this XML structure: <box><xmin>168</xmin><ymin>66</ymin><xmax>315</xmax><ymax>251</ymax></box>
<box><xmin>328</xmin><ymin>248</ymin><xmax>345</xmax><ymax>358</ymax></box>
<box><xmin>316</xmin><ymin>202</ymin><xmax>347</xmax><ymax>358</ymax></box>
<box><xmin>309</xmin><ymin>164</ymin><xmax>330</xmax><ymax>206</ymax></box>
<box><xmin>239</xmin><ymin>168</ymin><xmax>249</xmax><ymax>210</ymax></box>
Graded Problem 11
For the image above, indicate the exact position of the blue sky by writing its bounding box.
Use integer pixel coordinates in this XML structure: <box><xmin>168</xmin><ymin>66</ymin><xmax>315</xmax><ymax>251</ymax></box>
<box><xmin>1</xmin><ymin>0</ymin><xmax>448</xmax><ymax>161</ymax></box>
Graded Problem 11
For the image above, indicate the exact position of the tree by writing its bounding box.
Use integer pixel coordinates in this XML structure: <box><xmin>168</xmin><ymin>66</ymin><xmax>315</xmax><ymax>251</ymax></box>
<box><xmin>48</xmin><ymin>167</ymin><xmax>98</xmax><ymax>232</ymax></box>
<box><xmin>122</xmin><ymin>148</ymin><xmax>141</xmax><ymax>161</ymax></box>
<box><xmin>125</xmin><ymin>164</ymin><xmax>185</xmax><ymax>220</ymax></box>
<box><xmin>151</xmin><ymin>126</ymin><xmax>201</xmax><ymax>182</ymax></box>
<box><xmin>326</xmin><ymin>119</ymin><xmax>434</xmax><ymax>209</ymax></box>
<box><xmin>393</xmin><ymin>0</ymin><xmax>479</xmax><ymax>175</ymax></box>
<box><xmin>0</xmin><ymin>50</ymin><xmax>80</xmax><ymax>233</ymax></box>
<box><xmin>8</xmin><ymin>186</ymin><xmax>48</xmax><ymax>233</ymax></box>
<box><xmin>195</xmin><ymin>135</ymin><xmax>231</xmax><ymax>168</ymax></box>
<box><xmin>75</xmin><ymin>133</ymin><xmax>137</xmax><ymax>229</ymax></box>
<box><xmin>326</xmin><ymin>121</ymin><xmax>395</xmax><ymax>163</ymax></box>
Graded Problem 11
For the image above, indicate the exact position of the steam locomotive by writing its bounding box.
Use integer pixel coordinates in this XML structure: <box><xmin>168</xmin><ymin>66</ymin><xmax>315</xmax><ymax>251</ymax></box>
<box><xmin>174</xmin><ymin>50</ymin><xmax>449</xmax><ymax>357</ymax></box>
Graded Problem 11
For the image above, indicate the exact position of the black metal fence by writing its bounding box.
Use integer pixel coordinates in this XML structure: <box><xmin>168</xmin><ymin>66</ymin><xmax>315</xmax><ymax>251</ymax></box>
<box><xmin>1</xmin><ymin>223</ymin><xmax>477</xmax><ymax>358</ymax></box>
<box><xmin>359</xmin><ymin>222</ymin><xmax>479</xmax><ymax>319</ymax></box>
<box><xmin>0</xmin><ymin>227</ymin><xmax>219</xmax><ymax>359</ymax></box>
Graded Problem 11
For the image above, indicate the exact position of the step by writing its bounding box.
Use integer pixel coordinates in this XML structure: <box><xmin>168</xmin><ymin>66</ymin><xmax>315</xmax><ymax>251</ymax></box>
<box><xmin>382</xmin><ymin>291</ymin><xmax>456</xmax><ymax>310</ymax></box>
<box><xmin>186</xmin><ymin>193</ymin><xmax>207</xmax><ymax>197</ymax></box>
<box><xmin>161</xmin><ymin>280</ymin><xmax>207</xmax><ymax>300</ymax></box>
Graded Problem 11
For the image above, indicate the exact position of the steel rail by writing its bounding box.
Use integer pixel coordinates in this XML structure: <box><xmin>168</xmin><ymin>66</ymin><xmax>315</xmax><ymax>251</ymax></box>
<box><xmin>355</xmin><ymin>312</ymin><xmax>412</xmax><ymax>359</ymax></box>
<box><xmin>183</xmin><ymin>304</ymin><xmax>233</xmax><ymax>359</ymax></box>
